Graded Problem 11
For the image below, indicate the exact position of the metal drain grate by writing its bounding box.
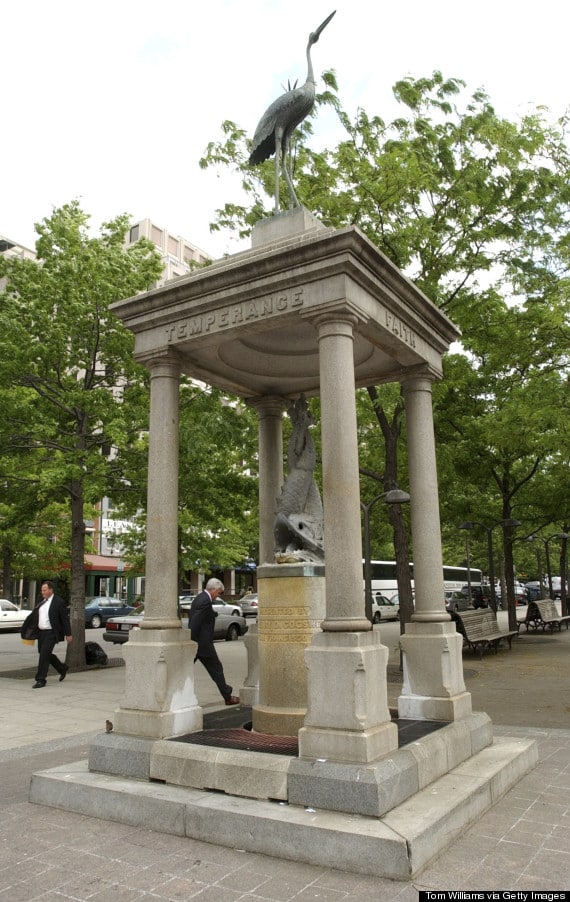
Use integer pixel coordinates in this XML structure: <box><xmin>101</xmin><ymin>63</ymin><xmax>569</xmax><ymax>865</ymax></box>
<box><xmin>171</xmin><ymin>713</ymin><xmax>444</xmax><ymax>755</ymax></box>
<box><xmin>172</xmin><ymin>724</ymin><xmax>298</xmax><ymax>756</ymax></box>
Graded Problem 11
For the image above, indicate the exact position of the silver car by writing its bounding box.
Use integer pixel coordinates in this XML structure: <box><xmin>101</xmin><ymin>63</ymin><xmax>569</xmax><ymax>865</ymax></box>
<box><xmin>239</xmin><ymin>593</ymin><xmax>259</xmax><ymax>618</ymax></box>
<box><xmin>104</xmin><ymin>602</ymin><xmax>248</xmax><ymax>644</ymax></box>
<box><xmin>444</xmin><ymin>590</ymin><xmax>472</xmax><ymax>613</ymax></box>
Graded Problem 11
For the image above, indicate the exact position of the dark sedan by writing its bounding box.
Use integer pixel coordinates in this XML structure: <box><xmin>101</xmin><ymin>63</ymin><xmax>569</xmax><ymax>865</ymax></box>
<box><xmin>85</xmin><ymin>596</ymin><xmax>135</xmax><ymax>629</ymax></box>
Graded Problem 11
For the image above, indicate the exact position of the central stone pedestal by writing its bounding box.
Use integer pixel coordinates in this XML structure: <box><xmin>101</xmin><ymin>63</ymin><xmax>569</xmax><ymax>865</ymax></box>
<box><xmin>252</xmin><ymin>563</ymin><xmax>325</xmax><ymax>735</ymax></box>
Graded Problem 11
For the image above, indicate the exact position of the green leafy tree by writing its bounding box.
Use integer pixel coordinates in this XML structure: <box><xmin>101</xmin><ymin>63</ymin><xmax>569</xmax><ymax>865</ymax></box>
<box><xmin>201</xmin><ymin>72</ymin><xmax>570</xmax><ymax>624</ymax></box>
<box><xmin>114</xmin><ymin>380</ymin><xmax>260</xmax><ymax>586</ymax></box>
<box><xmin>0</xmin><ymin>202</ymin><xmax>163</xmax><ymax>667</ymax></box>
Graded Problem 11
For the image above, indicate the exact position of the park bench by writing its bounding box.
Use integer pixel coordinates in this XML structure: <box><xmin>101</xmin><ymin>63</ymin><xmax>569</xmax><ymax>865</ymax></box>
<box><xmin>520</xmin><ymin>599</ymin><xmax>570</xmax><ymax>632</ymax></box>
<box><xmin>452</xmin><ymin>609</ymin><xmax>518</xmax><ymax>658</ymax></box>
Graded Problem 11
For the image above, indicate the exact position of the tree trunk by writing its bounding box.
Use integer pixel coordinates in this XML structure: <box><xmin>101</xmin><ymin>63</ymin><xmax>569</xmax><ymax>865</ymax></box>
<box><xmin>2</xmin><ymin>545</ymin><xmax>12</xmax><ymax>601</ymax></box>
<box><xmin>366</xmin><ymin>387</ymin><xmax>414</xmax><ymax>634</ymax></box>
<box><xmin>560</xmin><ymin>528</ymin><xmax>568</xmax><ymax>617</ymax></box>
<box><xmin>66</xmin><ymin>476</ymin><xmax>87</xmax><ymax>669</ymax></box>
<box><xmin>501</xmin><ymin>514</ymin><xmax>518</xmax><ymax>633</ymax></box>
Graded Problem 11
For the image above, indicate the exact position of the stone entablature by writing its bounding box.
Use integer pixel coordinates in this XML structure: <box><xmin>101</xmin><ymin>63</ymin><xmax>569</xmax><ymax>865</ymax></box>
<box><xmin>112</xmin><ymin>225</ymin><xmax>459</xmax><ymax>400</ymax></box>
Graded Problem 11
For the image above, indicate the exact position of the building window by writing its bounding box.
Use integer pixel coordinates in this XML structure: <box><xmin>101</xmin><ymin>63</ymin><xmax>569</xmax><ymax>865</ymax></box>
<box><xmin>129</xmin><ymin>225</ymin><xmax>139</xmax><ymax>243</ymax></box>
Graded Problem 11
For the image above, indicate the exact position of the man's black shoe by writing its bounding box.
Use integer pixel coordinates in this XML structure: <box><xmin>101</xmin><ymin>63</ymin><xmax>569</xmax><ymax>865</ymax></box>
<box><xmin>32</xmin><ymin>681</ymin><xmax>46</xmax><ymax>689</ymax></box>
<box><xmin>59</xmin><ymin>664</ymin><xmax>69</xmax><ymax>682</ymax></box>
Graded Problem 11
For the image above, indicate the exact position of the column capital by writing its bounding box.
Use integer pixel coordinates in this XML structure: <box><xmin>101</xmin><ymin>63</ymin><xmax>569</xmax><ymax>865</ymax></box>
<box><xmin>305</xmin><ymin>301</ymin><xmax>368</xmax><ymax>336</ymax></box>
<box><xmin>138</xmin><ymin>349</ymin><xmax>183</xmax><ymax>378</ymax></box>
<box><xmin>400</xmin><ymin>365</ymin><xmax>440</xmax><ymax>392</ymax></box>
<box><xmin>246</xmin><ymin>395</ymin><xmax>289</xmax><ymax>418</ymax></box>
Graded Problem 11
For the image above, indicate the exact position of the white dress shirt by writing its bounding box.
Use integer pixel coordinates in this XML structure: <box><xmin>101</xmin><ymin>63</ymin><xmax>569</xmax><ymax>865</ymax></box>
<box><xmin>38</xmin><ymin>597</ymin><xmax>54</xmax><ymax>630</ymax></box>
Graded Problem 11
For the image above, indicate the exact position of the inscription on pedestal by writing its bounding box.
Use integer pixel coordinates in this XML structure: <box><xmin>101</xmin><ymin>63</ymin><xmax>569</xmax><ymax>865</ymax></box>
<box><xmin>259</xmin><ymin>603</ymin><xmax>321</xmax><ymax>643</ymax></box>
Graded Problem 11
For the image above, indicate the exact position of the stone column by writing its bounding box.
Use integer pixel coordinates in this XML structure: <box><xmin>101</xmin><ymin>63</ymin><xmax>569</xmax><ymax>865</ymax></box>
<box><xmin>112</xmin><ymin>353</ymin><xmax>202</xmax><ymax>740</ymax></box>
<box><xmin>298</xmin><ymin>311</ymin><xmax>398</xmax><ymax>763</ymax></box>
<box><xmin>316</xmin><ymin>313</ymin><xmax>369</xmax><ymax>632</ymax></box>
<box><xmin>143</xmin><ymin>355</ymin><xmax>183</xmax><ymax>629</ymax></box>
<box><xmin>241</xmin><ymin>396</ymin><xmax>287</xmax><ymax>707</ymax></box>
<box><xmin>398</xmin><ymin>370</ymin><xmax>471</xmax><ymax>722</ymax></box>
<box><xmin>246</xmin><ymin>395</ymin><xmax>286</xmax><ymax>565</ymax></box>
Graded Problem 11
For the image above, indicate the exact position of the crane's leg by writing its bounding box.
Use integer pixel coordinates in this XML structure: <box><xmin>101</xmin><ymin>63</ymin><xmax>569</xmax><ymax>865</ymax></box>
<box><xmin>274</xmin><ymin>148</ymin><xmax>280</xmax><ymax>212</ymax></box>
<box><xmin>282</xmin><ymin>139</ymin><xmax>300</xmax><ymax>208</ymax></box>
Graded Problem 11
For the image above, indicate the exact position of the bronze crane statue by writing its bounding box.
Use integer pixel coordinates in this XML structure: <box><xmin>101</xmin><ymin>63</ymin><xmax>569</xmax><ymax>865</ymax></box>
<box><xmin>249</xmin><ymin>11</ymin><xmax>336</xmax><ymax>212</ymax></box>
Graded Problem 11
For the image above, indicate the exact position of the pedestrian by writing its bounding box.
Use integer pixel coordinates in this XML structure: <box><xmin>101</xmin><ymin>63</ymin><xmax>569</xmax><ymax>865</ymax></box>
<box><xmin>31</xmin><ymin>580</ymin><xmax>72</xmax><ymax>689</ymax></box>
<box><xmin>188</xmin><ymin>578</ymin><xmax>239</xmax><ymax>705</ymax></box>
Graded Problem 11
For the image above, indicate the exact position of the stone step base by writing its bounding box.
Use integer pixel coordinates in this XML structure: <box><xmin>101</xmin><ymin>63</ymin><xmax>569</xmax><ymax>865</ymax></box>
<box><xmin>29</xmin><ymin>736</ymin><xmax>536</xmax><ymax>880</ymax></box>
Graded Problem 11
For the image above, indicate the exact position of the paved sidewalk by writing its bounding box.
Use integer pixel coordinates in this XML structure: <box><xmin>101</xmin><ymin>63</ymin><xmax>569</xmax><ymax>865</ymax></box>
<box><xmin>0</xmin><ymin>618</ymin><xmax>569</xmax><ymax>898</ymax></box>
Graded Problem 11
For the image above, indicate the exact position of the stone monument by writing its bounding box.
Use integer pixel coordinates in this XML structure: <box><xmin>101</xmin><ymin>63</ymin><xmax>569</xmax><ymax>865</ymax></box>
<box><xmin>29</xmin><ymin>13</ymin><xmax>537</xmax><ymax>879</ymax></box>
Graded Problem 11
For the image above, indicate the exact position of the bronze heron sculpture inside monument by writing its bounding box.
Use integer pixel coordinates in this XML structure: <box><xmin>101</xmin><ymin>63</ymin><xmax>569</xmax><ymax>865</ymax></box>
<box><xmin>249</xmin><ymin>10</ymin><xmax>336</xmax><ymax>212</ymax></box>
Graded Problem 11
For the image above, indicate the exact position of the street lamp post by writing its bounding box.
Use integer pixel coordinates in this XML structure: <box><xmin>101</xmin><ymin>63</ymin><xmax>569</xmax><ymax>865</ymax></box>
<box><xmin>463</xmin><ymin>532</ymin><xmax>473</xmax><ymax>606</ymax></box>
<box><xmin>459</xmin><ymin>519</ymin><xmax>521</xmax><ymax>614</ymax></box>
<box><xmin>361</xmin><ymin>485</ymin><xmax>410</xmax><ymax>623</ymax></box>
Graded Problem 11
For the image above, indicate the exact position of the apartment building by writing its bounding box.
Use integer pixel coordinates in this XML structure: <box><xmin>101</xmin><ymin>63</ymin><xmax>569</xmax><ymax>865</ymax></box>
<box><xmin>0</xmin><ymin>235</ymin><xmax>36</xmax><ymax>289</ymax></box>
<box><xmin>126</xmin><ymin>218</ymin><xmax>211</xmax><ymax>285</ymax></box>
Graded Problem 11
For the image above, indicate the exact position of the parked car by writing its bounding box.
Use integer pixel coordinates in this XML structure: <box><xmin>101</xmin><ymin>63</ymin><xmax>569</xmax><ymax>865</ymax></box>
<box><xmin>0</xmin><ymin>598</ymin><xmax>28</xmax><ymax>631</ymax></box>
<box><xmin>103</xmin><ymin>602</ymin><xmax>248</xmax><ymax>644</ymax></box>
<box><xmin>445</xmin><ymin>590</ymin><xmax>472</xmax><ymax>613</ymax></box>
<box><xmin>85</xmin><ymin>596</ymin><xmax>135</xmax><ymax>629</ymax></box>
<box><xmin>495</xmin><ymin>582</ymin><xmax>528</xmax><ymax>606</ymax></box>
<box><xmin>103</xmin><ymin>604</ymin><xmax>144</xmax><ymax>643</ymax></box>
<box><xmin>524</xmin><ymin>581</ymin><xmax>543</xmax><ymax>602</ymax></box>
<box><xmin>178</xmin><ymin>595</ymin><xmax>196</xmax><ymax>615</ymax></box>
<box><xmin>371</xmin><ymin>593</ymin><xmax>400</xmax><ymax>622</ymax></box>
<box><xmin>239</xmin><ymin>592</ymin><xmax>259</xmax><ymax>618</ymax></box>
<box><xmin>459</xmin><ymin>585</ymin><xmax>490</xmax><ymax>609</ymax></box>
<box><xmin>179</xmin><ymin>594</ymin><xmax>244</xmax><ymax>617</ymax></box>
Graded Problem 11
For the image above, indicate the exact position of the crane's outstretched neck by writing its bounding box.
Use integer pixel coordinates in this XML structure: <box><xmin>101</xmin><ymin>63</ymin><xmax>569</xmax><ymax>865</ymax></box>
<box><xmin>305</xmin><ymin>43</ymin><xmax>316</xmax><ymax>89</ymax></box>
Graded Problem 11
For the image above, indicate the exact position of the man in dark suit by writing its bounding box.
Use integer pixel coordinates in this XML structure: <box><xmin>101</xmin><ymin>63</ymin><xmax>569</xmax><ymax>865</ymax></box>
<box><xmin>188</xmin><ymin>578</ymin><xmax>239</xmax><ymax>705</ymax></box>
<box><xmin>32</xmin><ymin>580</ymin><xmax>72</xmax><ymax>688</ymax></box>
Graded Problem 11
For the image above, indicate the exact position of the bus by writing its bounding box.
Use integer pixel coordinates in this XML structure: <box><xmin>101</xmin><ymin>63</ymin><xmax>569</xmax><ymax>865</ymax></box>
<box><xmin>366</xmin><ymin>560</ymin><xmax>483</xmax><ymax>599</ymax></box>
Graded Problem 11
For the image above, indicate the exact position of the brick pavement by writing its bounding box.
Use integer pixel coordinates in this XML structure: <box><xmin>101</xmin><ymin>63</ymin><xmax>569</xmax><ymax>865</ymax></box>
<box><xmin>1</xmin><ymin>617</ymin><xmax>569</xmax><ymax>898</ymax></box>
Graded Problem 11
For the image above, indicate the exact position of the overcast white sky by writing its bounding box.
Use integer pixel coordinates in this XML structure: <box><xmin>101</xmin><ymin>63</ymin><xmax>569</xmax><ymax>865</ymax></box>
<box><xmin>3</xmin><ymin>0</ymin><xmax>568</xmax><ymax>259</ymax></box>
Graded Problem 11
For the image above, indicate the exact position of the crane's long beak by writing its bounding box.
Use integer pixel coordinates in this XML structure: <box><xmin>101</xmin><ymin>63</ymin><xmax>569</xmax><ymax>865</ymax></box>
<box><xmin>313</xmin><ymin>10</ymin><xmax>336</xmax><ymax>42</ymax></box>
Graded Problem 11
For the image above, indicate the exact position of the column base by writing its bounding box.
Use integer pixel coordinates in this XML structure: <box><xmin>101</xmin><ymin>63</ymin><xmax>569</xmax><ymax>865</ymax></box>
<box><xmin>398</xmin><ymin>620</ymin><xmax>472</xmax><ymax>722</ymax></box>
<box><xmin>239</xmin><ymin>621</ymin><xmax>259</xmax><ymax>707</ymax></box>
<box><xmin>299</xmin><ymin>630</ymin><xmax>398</xmax><ymax>764</ymax></box>
<box><xmin>113</xmin><ymin>628</ymin><xmax>202</xmax><ymax>740</ymax></box>
<box><xmin>253</xmin><ymin>705</ymin><xmax>307</xmax><ymax>736</ymax></box>
<box><xmin>398</xmin><ymin>691</ymin><xmax>473</xmax><ymax>722</ymax></box>
<box><xmin>298</xmin><ymin>721</ymin><xmax>398</xmax><ymax>764</ymax></box>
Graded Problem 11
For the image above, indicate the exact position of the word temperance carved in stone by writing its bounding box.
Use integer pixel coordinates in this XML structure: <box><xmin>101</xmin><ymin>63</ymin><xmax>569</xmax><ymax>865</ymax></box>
<box><xmin>165</xmin><ymin>287</ymin><xmax>305</xmax><ymax>343</ymax></box>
